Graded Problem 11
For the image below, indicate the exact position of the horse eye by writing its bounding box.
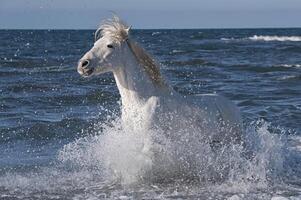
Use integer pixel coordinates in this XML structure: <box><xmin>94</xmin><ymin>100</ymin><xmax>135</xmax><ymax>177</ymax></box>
<box><xmin>107</xmin><ymin>44</ymin><xmax>114</xmax><ymax>48</ymax></box>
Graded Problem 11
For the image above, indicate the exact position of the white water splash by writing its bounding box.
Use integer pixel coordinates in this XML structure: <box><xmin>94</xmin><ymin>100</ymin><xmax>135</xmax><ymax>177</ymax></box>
<box><xmin>57</xmin><ymin>114</ymin><xmax>288</xmax><ymax>190</ymax></box>
<box><xmin>0</xmin><ymin>116</ymin><xmax>300</xmax><ymax>199</ymax></box>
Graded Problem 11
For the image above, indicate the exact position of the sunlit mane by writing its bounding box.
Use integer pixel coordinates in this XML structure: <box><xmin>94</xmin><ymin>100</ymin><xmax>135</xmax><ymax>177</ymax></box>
<box><xmin>96</xmin><ymin>16</ymin><xmax>166</xmax><ymax>87</ymax></box>
<box><xmin>95</xmin><ymin>16</ymin><xmax>129</xmax><ymax>43</ymax></box>
<box><xmin>126</xmin><ymin>39</ymin><xmax>166</xmax><ymax>87</ymax></box>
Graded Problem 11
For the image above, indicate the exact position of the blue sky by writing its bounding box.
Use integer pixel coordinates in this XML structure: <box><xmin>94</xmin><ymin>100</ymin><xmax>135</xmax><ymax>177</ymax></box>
<box><xmin>0</xmin><ymin>0</ymin><xmax>301</xmax><ymax>29</ymax></box>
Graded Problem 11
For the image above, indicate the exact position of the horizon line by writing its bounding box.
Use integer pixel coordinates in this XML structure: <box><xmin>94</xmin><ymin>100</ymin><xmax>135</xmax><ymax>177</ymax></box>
<box><xmin>1</xmin><ymin>26</ymin><xmax>301</xmax><ymax>31</ymax></box>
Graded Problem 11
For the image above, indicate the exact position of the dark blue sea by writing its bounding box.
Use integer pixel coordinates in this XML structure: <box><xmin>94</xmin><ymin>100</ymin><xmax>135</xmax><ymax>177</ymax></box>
<box><xmin>0</xmin><ymin>29</ymin><xmax>301</xmax><ymax>199</ymax></box>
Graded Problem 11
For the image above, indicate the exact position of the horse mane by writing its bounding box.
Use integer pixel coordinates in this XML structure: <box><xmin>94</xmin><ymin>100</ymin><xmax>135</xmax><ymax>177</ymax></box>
<box><xmin>96</xmin><ymin>16</ymin><xmax>166</xmax><ymax>87</ymax></box>
<box><xmin>126</xmin><ymin>39</ymin><xmax>166</xmax><ymax>87</ymax></box>
<box><xmin>95</xmin><ymin>16</ymin><xmax>129</xmax><ymax>44</ymax></box>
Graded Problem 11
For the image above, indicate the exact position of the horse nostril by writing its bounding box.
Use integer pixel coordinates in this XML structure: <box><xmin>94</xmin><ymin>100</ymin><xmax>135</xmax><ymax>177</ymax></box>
<box><xmin>81</xmin><ymin>60</ymin><xmax>90</xmax><ymax>68</ymax></box>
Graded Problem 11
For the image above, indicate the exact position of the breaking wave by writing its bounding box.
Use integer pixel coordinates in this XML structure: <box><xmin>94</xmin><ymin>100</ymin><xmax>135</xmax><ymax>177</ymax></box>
<box><xmin>277</xmin><ymin>64</ymin><xmax>301</xmax><ymax>68</ymax></box>
<box><xmin>249</xmin><ymin>35</ymin><xmax>301</xmax><ymax>42</ymax></box>
<box><xmin>221</xmin><ymin>35</ymin><xmax>301</xmax><ymax>42</ymax></box>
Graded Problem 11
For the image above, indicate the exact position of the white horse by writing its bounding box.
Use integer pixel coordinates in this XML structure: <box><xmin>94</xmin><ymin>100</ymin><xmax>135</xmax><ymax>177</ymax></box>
<box><xmin>77</xmin><ymin>16</ymin><xmax>243</xmax><ymax>147</ymax></box>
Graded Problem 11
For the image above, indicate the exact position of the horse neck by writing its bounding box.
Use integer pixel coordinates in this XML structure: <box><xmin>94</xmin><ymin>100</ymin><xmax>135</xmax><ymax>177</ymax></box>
<box><xmin>112</xmin><ymin>48</ymin><xmax>165</xmax><ymax>110</ymax></box>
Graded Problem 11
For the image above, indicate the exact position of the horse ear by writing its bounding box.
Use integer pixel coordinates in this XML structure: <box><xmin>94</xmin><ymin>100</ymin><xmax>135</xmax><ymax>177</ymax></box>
<box><xmin>125</xmin><ymin>26</ymin><xmax>131</xmax><ymax>35</ymax></box>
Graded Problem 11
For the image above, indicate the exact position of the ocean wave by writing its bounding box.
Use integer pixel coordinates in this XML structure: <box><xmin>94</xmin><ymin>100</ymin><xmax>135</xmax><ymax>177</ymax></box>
<box><xmin>249</xmin><ymin>35</ymin><xmax>301</xmax><ymax>42</ymax></box>
<box><xmin>171</xmin><ymin>49</ymin><xmax>185</xmax><ymax>53</ymax></box>
<box><xmin>221</xmin><ymin>35</ymin><xmax>301</xmax><ymax>42</ymax></box>
<box><xmin>163</xmin><ymin>58</ymin><xmax>208</xmax><ymax>66</ymax></box>
<box><xmin>277</xmin><ymin>64</ymin><xmax>301</xmax><ymax>68</ymax></box>
<box><xmin>151</xmin><ymin>32</ymin><xmax>161</xmax><ymax>36</ymax></box>
<box><xmin>220</xmin><ymin>37</ymin><xmax>235</xmax><ymax>41</ymax></box>
<box><xmin>277</xmin><ymin>75</ymin><xmax>300</xmax><ymax>81</ymax></box>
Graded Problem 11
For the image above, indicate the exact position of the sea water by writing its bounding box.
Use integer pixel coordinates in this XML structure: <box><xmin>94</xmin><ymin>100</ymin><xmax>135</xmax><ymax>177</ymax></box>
<box><xmin>0</xmin><ymin>29</ymin><xmax>300</xmax><ymax>199</ymax></box>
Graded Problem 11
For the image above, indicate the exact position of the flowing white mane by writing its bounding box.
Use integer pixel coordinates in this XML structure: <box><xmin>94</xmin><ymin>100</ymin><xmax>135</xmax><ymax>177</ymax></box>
<box><xmin>95</xmin><ymin>16</ymin><xmax>129</xmax><ymax>43</ymax></box>
<box><xmin>95</xmin><ymin>16</ymin><xmax>166</xmax><ymax>87</ymax></box>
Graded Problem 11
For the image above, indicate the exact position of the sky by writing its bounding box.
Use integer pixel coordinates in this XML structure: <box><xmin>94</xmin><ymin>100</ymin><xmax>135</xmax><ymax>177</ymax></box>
<box><xmin>0</xmin><ymin>0</ymin><xmax>301</xmax><ymax>29</ymax></box>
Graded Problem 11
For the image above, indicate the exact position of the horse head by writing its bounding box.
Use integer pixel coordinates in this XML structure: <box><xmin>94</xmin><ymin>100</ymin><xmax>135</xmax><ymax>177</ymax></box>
<box><xmin>77</xmin><ymin>16</ymin><xmax>130</xmax><ymax>77</ymax></box>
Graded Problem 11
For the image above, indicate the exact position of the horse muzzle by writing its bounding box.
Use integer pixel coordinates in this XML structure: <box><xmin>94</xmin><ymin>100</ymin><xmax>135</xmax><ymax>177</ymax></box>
<box><xmin>77</xmin><ymin>60</ymin><xmax>94</xmax><ymax>77</ymax></box>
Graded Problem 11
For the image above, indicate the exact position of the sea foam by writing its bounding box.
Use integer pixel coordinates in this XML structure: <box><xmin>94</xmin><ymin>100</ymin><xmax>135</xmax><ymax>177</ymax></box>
<box><xmin>221</xmin><ymin>35</ymin><xmax>301</xmax><ymax>42</ymax></box>
<box><xmin>249</xmin><ymin>35</ymin><xmax>301</xmax><ymax>42</ymax></box>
